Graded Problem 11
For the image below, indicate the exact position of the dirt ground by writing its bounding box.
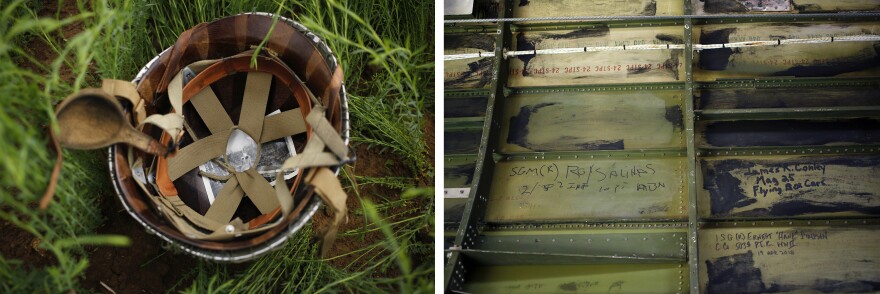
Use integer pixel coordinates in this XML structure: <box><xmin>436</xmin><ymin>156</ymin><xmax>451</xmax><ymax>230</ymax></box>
<box><xmin>0</xmin><ymin>0</ymin><xmax>432</xmax><ymax>292</ymax></box>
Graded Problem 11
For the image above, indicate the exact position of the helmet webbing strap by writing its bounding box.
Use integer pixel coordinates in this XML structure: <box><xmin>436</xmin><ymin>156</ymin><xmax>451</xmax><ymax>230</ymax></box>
<box><xmin>166</xmin><ymin>73</ymin><xmax>284</xmax><ymax>220</ymax></box>
<box><xmin>272</xmin><ymin>69</ymin><xmax>351</xmax><ymax>257</ymax></box>
<box><xmin>128</xmin><ymin>51</ymin><xmax>349</xmax><ymax>256</ymax></box>
<box><xmin>158</xmin><ymin>54</ymin><xmax>316</xmax><ymax>238</ymax></box>
<box><xmin>274</xmin><ymin>106</ymin><xmax>349</xmax><ymax>257</ymax></box>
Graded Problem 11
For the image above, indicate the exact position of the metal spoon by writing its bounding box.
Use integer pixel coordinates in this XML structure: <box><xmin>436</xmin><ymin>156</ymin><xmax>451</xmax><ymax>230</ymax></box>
<box><xmin>55</xmin><ymin>88</ymin><xmax>167</xmax><ymax>156</ymax></box>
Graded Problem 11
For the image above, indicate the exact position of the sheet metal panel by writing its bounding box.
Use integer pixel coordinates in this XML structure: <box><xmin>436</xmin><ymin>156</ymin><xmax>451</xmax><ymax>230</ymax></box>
<box><xmin>513</xmin><ymin>0</ymin><xmax>686</xmax><ymax>19</ymax></box>
<box><xmin>486</xmin><ymin>158</ymin><xmax>688</xmax><ymax>222</ymax></box>
<box><xmin>693</xmin><ymin>22</ymin><xmax>880</xmax><ymax>81</ymax></box>
<box><xmin>700</xmin><ymin>155</ymin><xmax>880</xmax><ymax>219</ymax></box>
<box><xmin>465</xmin><ymin>263</ymin><xmax>689</xmax><ymax>293</ymax></box>
<box><xmin>508</xmin><ymin>26</ymin><xmax>685</xmax><ymax>86</ymax></box>
<box><xmin>694</xmin><ymin>0</ymin><xmax>880</xmax><ymax>14</ymax></box>
<box><xmin>500</xmin><ymin>90</ymin><xmax>686</xmax><ymax>152</ymax></box>
<box><xmin>699</xmin><ymin>225</ymin><xmax>880</xmax><ymax>293</ymax></box>
<box><xmin>445</xmin><ymin>33</ymin><xmax>496</xmax><ymax>89</ymax></box>
<box><xmin>444</xmin><ymin>1</ymin><xmax>880</xmax><ymax>292</ymax></box>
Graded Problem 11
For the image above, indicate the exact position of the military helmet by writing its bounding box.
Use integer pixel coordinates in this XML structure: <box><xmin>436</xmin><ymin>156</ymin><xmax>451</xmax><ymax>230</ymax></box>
<box><xmin>98</xmin><ymin>13</ymin><xmax>352</xmax><ymax>262</ymax></box>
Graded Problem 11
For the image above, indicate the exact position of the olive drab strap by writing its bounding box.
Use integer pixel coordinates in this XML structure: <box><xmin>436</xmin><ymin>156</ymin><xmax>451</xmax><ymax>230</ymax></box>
<box><xmin>154</xmin><ymin>52</ymin><xmax>333</xmax><ymax>240</ymax></box>
<box><xmin>275</xmin><ymin>103</ymin><xmax>351</xmax><ymax>257</ymax></box>
<box><xmin>310</xmin><ymin>167</ymin><xmax>347</xmax><ymax>257</ymax></box>
<box><xmin>102</xmin><ymin>79</ymin><xmax>146</xmax><ymax>123</ymax></box>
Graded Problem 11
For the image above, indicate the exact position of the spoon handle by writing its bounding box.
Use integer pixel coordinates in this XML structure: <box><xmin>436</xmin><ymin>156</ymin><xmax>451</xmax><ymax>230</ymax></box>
<box><xmin>120</xmin><ymin>127</ymin><xmax>168</xmax><ymax>156</ymax></box>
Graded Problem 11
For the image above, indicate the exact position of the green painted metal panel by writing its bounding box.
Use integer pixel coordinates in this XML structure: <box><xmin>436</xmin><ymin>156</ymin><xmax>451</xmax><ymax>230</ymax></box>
<box><xmin>693</xmin><ymin>22</ymin><xmax>880</xmax><ymax>81</ymax></box>
<box><xmin>445</xmin><ymin>33</ymin><xmax>496</xmax><ymax>90</ymax></box>
<box><xmin>699</xmin><ymin>155</ymin><xmax>880</xmax><ymax>219</ymax></box>
<box><xmin>464</xmin><ymin>263</ymin><xmax>689</xmax><ymax>294</ymax></box>
<box><xmin>698</xmin><ymin>225</ymin><xmax>880</xmax><ymax>293</ymax></box>
<box><xmin>696</xmin><ymin>86</ymin><xmax>880</xmax><ymax>110</ymax></box>
<box><xmin>508</xmin><ymin>26</ymin><xmax>685</xmax><ymax>87</ymax></box>
<box><xmin>513</xmin><ymin>0</ymin><xmax>686</xmax><ymax>19</ymax></box>
<box><xmin>499</xmin><ymin>90</ymin><xmax>686</xmax><ymax>152</ymax></box>
<box><xmin>486</xmin><ymin>158</ymin><xmax>688</xmax><ymax>222</ymax></box>
<box><xmin>467</xmin><ymin>229</ymin><xmax>688</xmax><ymax>264</ymax></box>
<box><xmin>444</xmin><ymin>1</ymin><xmax>880</xmax><ymax>292</ymax></box>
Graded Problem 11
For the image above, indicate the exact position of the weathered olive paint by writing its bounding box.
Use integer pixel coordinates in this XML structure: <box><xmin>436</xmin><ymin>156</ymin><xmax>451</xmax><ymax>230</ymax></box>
<box><xmin>486</xmin><ymin>158</ymin><xmax>687</xmax><ymax>222</ymax></box>
<box><xmin>514</xmin><ymin>0</ymin><xmax>685</xmax><ymax>19</ymax></box>
<box><xmin>444</xmin><ymin>1</ymin><xmax>880</xmax><ymax>292</ymax></box>
<box><xmin>700</xmin><ymin>155</ymin><xmax>880</xmax><ymax>218</ymax></box>
<box><xmin>699</xmin><ymin>226</ymin><xmax>880</xmax><ymax>293</ymax></box>
<box><xmin>465</xmin><ymin>263</ymin><xmax>689</xmax><ymax>293</ymax></box>
<box><xmin>693</xmin><ymin>23</ymin><xmax>880</xmax><ymax>81</ymax></box>
<box><xmin>445</xmin><ymin>33</ymin><xmax>496</xmax><ymax>89</ymax></box>
<box><xmin>509</xmin><ymin>26</ymin><xmax>685</xmax><ymax>87</ymax></box>
<box><xmin>500</xmin><ymin>91</ymin><xmax>685</xmax><ymax>152</ymax></box>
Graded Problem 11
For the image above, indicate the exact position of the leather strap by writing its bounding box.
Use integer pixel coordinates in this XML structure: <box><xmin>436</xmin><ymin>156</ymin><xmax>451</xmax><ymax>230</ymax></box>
<box><xmin>39</xmin><ymin>128</ymin><xmax>63</xmax><ymax>210</ymax></box>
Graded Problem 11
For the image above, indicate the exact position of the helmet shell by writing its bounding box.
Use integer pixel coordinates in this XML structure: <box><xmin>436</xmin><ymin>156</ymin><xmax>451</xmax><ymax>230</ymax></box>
<box><xmin>107</xmin><ymin>13</ymin><xmax>349</xmax><ymax>262</ymax></box>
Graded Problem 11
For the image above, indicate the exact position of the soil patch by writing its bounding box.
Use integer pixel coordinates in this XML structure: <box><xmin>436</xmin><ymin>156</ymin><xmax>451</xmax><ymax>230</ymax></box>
<box><xmin>80</xmin><ymin>197</ymin><xmax>201</xmax><ymax>294</ymax></box>
<box><xmin>311</xmin><ymin>143</ymin><xmax>413</xmax><ymax>272</ymax></box>
<box><xmin>17</xmin><ymin>0</ymin><xmax>88</xmax><ymax>84</ymax></box>
<box><xmin>0</xmin><ymin>221</ymin><xmax>56</xmax><ymax>269</ymax></box>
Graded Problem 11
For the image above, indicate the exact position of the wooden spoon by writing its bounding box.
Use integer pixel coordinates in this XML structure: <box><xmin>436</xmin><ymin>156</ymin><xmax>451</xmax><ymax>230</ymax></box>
<box><xmin>55</xmin><ymin>89</ymin><xmax>167</xmax><ymax>156</ymax></box>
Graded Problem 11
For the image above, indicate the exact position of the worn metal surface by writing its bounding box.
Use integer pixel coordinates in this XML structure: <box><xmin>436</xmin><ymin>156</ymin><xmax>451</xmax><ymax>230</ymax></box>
<box><xmin>693</xmin><ymin>22</ymin><xmax>880</xmax><ymax>81</ymax></box>
<box><xmin>698</xmin><ymin>225</ymin><xmax>880</xmax><ymax>293</ymax></box>
<box><xmin>513</xmin><ymin>0</ymin><xmax>685</xmax><ymax>19</ymax></box>
<box><xmin>445</xmin><ymin>0</ymin><xmax>475</xmax><ymax>16</ymax></box>
<box><xmin>697</xmin><ymin>118</ymin><xmax>880</xmax><ymax>148</ymax></box>
<box><xmin>468</xmin><ymin>228</ymin><xmax>688</xmax><ymax>264</ymax></box>
<box><xmin>445</xmin><ymin>33</ymin><xmax>496</xmax><ymax>89</ymax></box>
<box><xmin>695</xmin><ymin>0</ymin><xmax>880</xmax><ymax>14</ymax></box>
<box><xmin>699</xmin><ymin>155</ymin><xmax>880</xmax><ymax>218</ymax></box>
<box><xmin>486</xmin><ymin>158</ymin><xmax>687</xmax><ymax>222</ymax></box>
<box><xmin>444</xmin><ymin>1</ymin><xmax>880</xmax><ymax>292</ymax></box>
<box><xmin>509</xmin><ymin>26</ymin><xmax>685</xmax><ymax>86</ymax></box>
<box><xmin>697</xmin><ymin>86</ymin><xmax>880</xmax><ymax>110</ymax></box>
<box><xmin>463</xmin><ymin>263</ymin><xmax>689</xmax><ymax>293</ymax></box>
<box><xmin>500</xmin><ymin>90</ymin><xmax>685</xmax><ymax>152</ymax></box>
<box><xmin>445</xmin><ymin>161</ymin><xmax>475</xmax><ymax>224</ymax></box>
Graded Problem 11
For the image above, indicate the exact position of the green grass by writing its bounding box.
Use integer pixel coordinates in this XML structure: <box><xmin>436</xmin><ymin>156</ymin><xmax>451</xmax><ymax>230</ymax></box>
<box><xmin>0</xmin><ymin>0</ymin><xmax>433</xmax><ymax>292</ymax></box>
<box><xmin>1</xmin><ymin>0</ymin><xmax>132</xmax><ymax>291</ymax></box>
